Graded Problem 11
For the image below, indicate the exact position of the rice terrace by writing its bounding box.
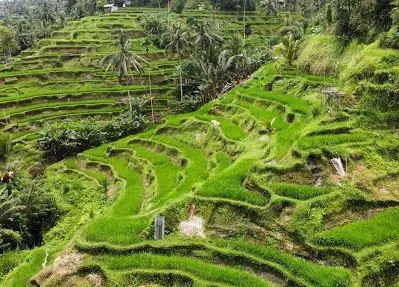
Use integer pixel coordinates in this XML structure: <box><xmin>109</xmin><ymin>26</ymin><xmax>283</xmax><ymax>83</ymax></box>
<box><xmin>0</xmin><ymin>0</ymin><xmax>399</xmax><ymax>286</ymax></box>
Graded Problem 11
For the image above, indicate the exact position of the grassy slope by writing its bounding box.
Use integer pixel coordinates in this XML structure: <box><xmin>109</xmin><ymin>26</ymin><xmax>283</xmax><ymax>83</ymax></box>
<box><xmin>3</xmin><ymin>9</ymin><xmax>399</xmax><ymax>287</ymax></box>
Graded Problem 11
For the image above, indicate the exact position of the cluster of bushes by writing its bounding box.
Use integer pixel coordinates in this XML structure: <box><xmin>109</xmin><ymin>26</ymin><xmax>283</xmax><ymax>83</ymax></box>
<box><xmin>379</xmin><ymin>28</ymin><xmax>399</xmax><ymax>49</ymax></box>
<box><xmin>0</xmin><ymin>177</ymin><xmax>58</xmax><ymax>253</ymax></box>
<box><xmin>38</xmin><ymin>110</ymin><xmax>147</xmax><ymax>162</ymax></box>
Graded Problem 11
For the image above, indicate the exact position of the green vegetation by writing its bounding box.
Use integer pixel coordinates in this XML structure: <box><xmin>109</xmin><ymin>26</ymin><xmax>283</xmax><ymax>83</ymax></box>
<box><xmin>314</xmin><ymin>208</ymin><xmax>399</xmax><ymax>251</ymax></box>
<box><xmin>1</xmin><ymin>2</ymin><xmax>399</xmax><ymax>287</ymax></box>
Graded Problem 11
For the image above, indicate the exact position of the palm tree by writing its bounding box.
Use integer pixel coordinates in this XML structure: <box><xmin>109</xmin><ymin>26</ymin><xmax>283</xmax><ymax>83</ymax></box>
<box><xmin>197</xmin><ymin>49</ymin><xmax>246</xmax><ymax>103</ymax></box>
<box><xmin>194</xmin><ymin>21</ymin><xmax>223</xmax><ymax>61</ymax></box>
<box><xmin>224</xmin><ymin>35</ymin><xmax>245</xmax><ymax>56</ymax></box>
<box><xmin>165</xmin><ymin>26</ymin><xmax>192</xmax><ymax>101</ymax></box>
<box><xmin>274</xmin><ymin>33</ymin><xmax>300</xmax><ymax>65</ymax></box>
<box><xmin>100</xmin><ymin>31</ymin><xmax>149</xmax><ymax>117</ymax></box>
<box><xmin>259</xmin><ymin>0</ymin><xmax>278</xmax><ymax>16</ymax></box>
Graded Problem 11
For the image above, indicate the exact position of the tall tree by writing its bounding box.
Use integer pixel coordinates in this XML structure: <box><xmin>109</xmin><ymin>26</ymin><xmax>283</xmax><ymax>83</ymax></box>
<box><xmin>194</xmin><ymin>21</ymin><xmax>223</xmax><ymax>61</ymax></box>
<box><xmin>100</xmin><ymin>31</ymin><xmax>149</xmax><ymax>117</ymax></box>
<box><xmin>0</xmin><ymin>25</ymin><xmax>18</xmax><ymax>63</ymax></box>
<box><xmin>15</xmin><ymin>20</ymin><xmax>36</xmax><ymax>51</ymax></box>
<box><xmin>165</xmin><ymin>26</ymin><xmax>192</xmax><ymax>101</ymax></box>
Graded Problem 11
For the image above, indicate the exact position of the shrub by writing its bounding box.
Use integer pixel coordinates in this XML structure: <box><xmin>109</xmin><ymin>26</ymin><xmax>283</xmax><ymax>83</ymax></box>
<box><xmin>173</xmin><ymin>0</ymin><xmax>185</xmax><ymax>13</ymax></box>
<box><xmin>379</xmin><ymin>28</ymin><xmax>399</xmax><ymax>49</ymax></box>
<box><xmin>297</xmin><ymin>35</ymin><xmax>345</xmax><ymax>75</ymax></box>
<box><xmin>0</xmin><ymin>179</ymin><xmax>58</xmax><ymax>252</ymax></box>
<box><xmin>71</xmin><ymin>31</ymin><xmax>78</xmax><ymax>39</ymax></box>
<box><xmin>53</xmin><ymin>56</ymin><xmax>63</xmax><ymax>68</ymax></box>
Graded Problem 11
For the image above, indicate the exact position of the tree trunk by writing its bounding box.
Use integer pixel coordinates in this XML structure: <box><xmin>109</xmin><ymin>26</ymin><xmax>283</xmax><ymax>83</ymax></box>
<box><xmin>179</xmin><ymin>66</ymin><xmax>183</xmax><ymax>101</ymax></box>
<box><xmin>178</xmin><ymin>58</ymin><xmax>183</xmax><ymax>102</ymax></box>
<box><xmin>151</xmin><ymin>97</ymin><xmax>155</xmax><ymax>124</ymax></box>
<box><xmin>149</xmin><ymin>70</ymin><xmax>155</xmax><ymax>124</ymax></box>
<box><xmin>128</xmin><ymin>89</ymin><xmax>133</xmax><ymax>119</ymax></box>
<box><xmin>243</xmin><ymin>0</ymin><xmax>247</xmax><ymax>43</ymax></box>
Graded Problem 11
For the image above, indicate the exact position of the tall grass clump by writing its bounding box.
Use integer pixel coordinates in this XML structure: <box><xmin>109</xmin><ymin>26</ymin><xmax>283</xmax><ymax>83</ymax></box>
<box><xmin>297</xmin><ymin>35</ymin><xmax>346</xmax><ymax>75</ymax></box>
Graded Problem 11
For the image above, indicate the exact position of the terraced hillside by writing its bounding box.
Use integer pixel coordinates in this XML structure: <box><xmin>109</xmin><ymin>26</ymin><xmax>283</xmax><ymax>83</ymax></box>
<box><xmin>3</xmin><ymin>61</ymin><xmax>397</xmax><ymax>287</ymax></box>
<box><xmin>0</xmin><ymin>7</ymin><xmax>280</xmax><ymax>145</ymax></box>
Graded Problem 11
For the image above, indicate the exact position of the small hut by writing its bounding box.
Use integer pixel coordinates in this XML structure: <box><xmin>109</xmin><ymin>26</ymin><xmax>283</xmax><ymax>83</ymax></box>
<box><xmin>103</xmin><ymin>4</ymin><xmax>118</xmax><ymax>12</ymax></box>
<box><xmin>321</xmin><ymin>87</ymin><xmax>344</xmax><ymax>113</ymax></box>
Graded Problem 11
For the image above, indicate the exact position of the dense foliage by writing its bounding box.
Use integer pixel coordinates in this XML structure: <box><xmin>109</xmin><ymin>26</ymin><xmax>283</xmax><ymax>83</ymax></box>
<box><xmin>140</xmin><ymin>14</ymin><xmax>270</xmax><ymax>104</ymax></box>
<box><xmin>0</xmin><ymin>178</ymin><xmax>58</xmax><ymax>252</ymax></box>
<box><xmin>39</xmin><ymin>110</ymin><xmax>147</xmax><ymax>161</ymax></box>
<box><xmin>1</xmin><ymin>1</ymin><xmax>399</xmax><ymax>285</ymax></box>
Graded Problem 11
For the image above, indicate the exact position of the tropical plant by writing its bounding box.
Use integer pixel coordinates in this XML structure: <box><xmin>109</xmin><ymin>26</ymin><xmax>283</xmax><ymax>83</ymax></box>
<box><xmin>0</xmin><ymin>177</ymin><xmax>58</xmax><ymax>252</ymax></box>
<box><xmin>194</xmin><ymin>20</ymin><xmax>223</xmax><ymax>60</ymax></box>
<box><xmin>19</xmin><ymin>181</ymin><xmax>58</xmax><ymax>247</ymax></box>
<box><xmin>101</xmin><ymin>31</ymin><xmax>148</xmax><ymax>82</ymax></box>
<box><xmin>0</xmin><ymin>25</ymin><xmax>18</xmax><ymax>63</ymax></box>
<box><xmin>38</xmin><ymin>0</ymin><xmax>56</xmax><ymax>25</ymax></box>
<box><xmin>100</xmin><ymin>31</ymin><xmax>149</xmax><ymax>117</ymax></box>
<box><xmin>0</xmin><ymin>186</ymin><xmax>25</xmax><ymax>252</ymax></box>
<box><xmin>165</xmin><ymin>26</ymin><xmax>192</xmax><ymax>101</ymax></box>
<box><xmin>39</xmin><ymin>113</ymin><xmax>146</xmax><ymax>161</ymax></box>
<box><xmin>15</xmin><ymin>20</ymin><xmax>36</xmax><ymax>51</ymax></box>
<box><xmin>274</xmin><ymin>33</ymin><xmax>300</xmax><ymax>65</ymax></box>
<box><xmin>181</xmin><ymin>40</ymin><xmax>266</xmax><ymax>103</ymax></box>
<box><xmin>259</xmin><ymin>0</ymin><xmax>278</xmax><ymax>16</ymax></box>
<box><xmin>139</xmin><ymin>12</ymin><xmax>170</xmax><ymax>48</ymax></box>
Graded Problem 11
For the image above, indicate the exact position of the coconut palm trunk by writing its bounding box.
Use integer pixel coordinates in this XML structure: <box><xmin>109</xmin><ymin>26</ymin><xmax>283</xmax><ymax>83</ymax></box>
<box><xmin>164</xmin><ymin>27</ymin><xmax>191</xmax><ymax>102</ymax></box>
<box><xmin>243</xmin><ymin>0</ymin><xmax>247</xmax><ymax>43</ymax></box>
<box><xmin>148</xmin><ymin>69</ymin><xmax>155</xmax><ymax>124</ymax></box>
<box><xmin>179</xmin><ymin>58</ymin><xmax>184</xmax><ymax>101</ymax></box>
<box><xmin>100</xmin><ymin>31</ymin><xmax>149</xmax><ymax>120</ymax></box>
